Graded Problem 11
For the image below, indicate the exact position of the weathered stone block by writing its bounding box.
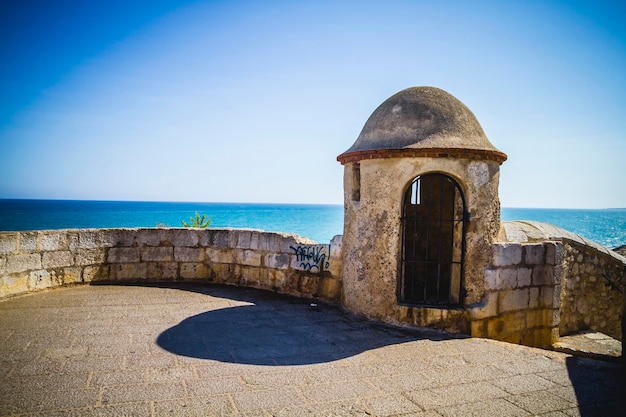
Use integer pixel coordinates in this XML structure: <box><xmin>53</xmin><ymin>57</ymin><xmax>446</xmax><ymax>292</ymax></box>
<box><xmin>526</xmin><ymin>309</ymin><xmax>552</xmax><ymax>328</ymax></box>
<box><xmin>486</xmin><ymin>318</ymin><xmax>505</xmax><ymax>336</ymax></box>
<box><xmin>42</xmin><ymin>251</ymin><xmax>73</xmax><ymax>269</ymax></box>
<box><xmin>235</xmin><ymin>249</ymin><xmax>262</xmax><ymax>267</ymax></box>
<box><xmin>109</xmin><ymin>263</ymin><xmax>147</xmax><ymax>280</ymax></box>
<box><xmin>265</xmin><ymin>253</ymin><xmax>290</xmax><ymax>270</ymax></box>
<box><xmin>0</xmin><ymin>233</ymin><xmax>18</xmax><ymax>255</ymax></box>
<box><xmin>198</xmin><ymin>229</ymin><xmax>212</xmax><ymax>247</ymax></box>
<box><xmin>142</xmin><ymin>247</ymin><xmax>174</xmax><ymax>262</ymax></box>
<box><xmin>257</xmin><ymin>268</ymin><xmax>270</xmax><ymax>287</ymax></box>
<box><xmin>136</xmin><ymin>229</ymin><xmax>166</xmax><ymax>247</ymax></box>
<box><xmin>83</xmin><ymin>265</ymin><xmax>109</xmax><ymax>282</ymax></box>
<box><xmin>75</xmin><ymin>249</ymin><xmax>106</xmax><ymax>266</ymax></box>
<box><xmin>327</xmin><ymin>259</ymin><xmax>342</xmax><ymax>277</ymax></box>
<box><xmin>249</xmin><ymin>232</ymin><xmax>261</xmax><ymax>250</ymax></box>
<box><xmin>267</xmin><ymin>268</ymin><xmax>288</xmax><ymax>289</ymax></box>
<box><xmin>532</xmin><ymin>265</ymin><xmax>554</xmax><ymax>286</ymax></box>
<box><xmin>108</xmin><ymin>248</ymin><xmax>140</xmax><ymax>263</ymax></box>
<box><xmin>520</xmin><ymin>330</ymin><xmax>535</xmax><ymax>347</ymax></box>
<box><xmin>233</xmin><ymin>230</ymin><xmax>252</xmax><ymax>249</ymax></box>
<box><xmin>499</xmin><ymin>288</ymin><xmax>529</xmax><ymax>312</ymax></box>
<box><xmin>500</xmin><ymin>332</ymin><xmax>524</xmax><ymax>345</ymax></box>
<box><xmin>517</xmin><ymin>268</ymin><xmax>532</xmax><ymax>287</ymax></box>
<box><xmin>212</xmin><ymin>230</ymin><xmax>230</xmax><ymax>248</ymax></box>
<box><xmin>499</xmin><ymin>311</ymin><xmax>526</xmax><ymax>333</ymax></box>
<box><xmin>485</xmin><ymin>269</ymin><xmax>499</xmax><ymax>290</ymax></box>
<box><xmin>551</xmin><ymin>327</ymin><xmax>560</xmax><ymax>344</ymax></box>
<box><xmin>239</xmin><ymin>266</ymin><xmax>261</xmax><ymax>287</ymax></box>
<box><xmin>289</xmin><ymin>244</ymin><xmax>330</xmax><ymax>273</ymax></box>
<box><xmin>529</xmin><ymin>287</ymin><xmax>540</xmax><ymax>308</ymax></box>
<box><xmin>524</xmin><ymin>244</ymin><xmax>545</xmax><ymax>265</ymax></box>
<box><xmin>471</xmin><ymin>292</ymin><xmax>498</xmax><ymax>320</ymax></box>
<box><xmin>180</xmin><ymin>263</ymin><xmax>211</xmax><ymax>280</ymax></box>
<box><xmin>0</xmin><ymin>274</ymin><xmax>28</xmax><ymax>297</ymax></box>
<box><xmin>171</xmin><ymin>230</ymin><xmax>199</xmax><ymax>247</ymax></box>
<box><xmin>319</xmin><ymin>277</ymin><xmax>341</xmax><ymax>301</ymax></box>
<box><xmin>471</xmin><ymin>319</ymin><xmax>487</xmax><ymax>338</ymax></box>
<box><xmin>263</xmin><ymin>233</ymin><xmax>280</xmax><ymax>252</ymax></box>
<box><xmin>544</xmin><ymin>241</ymin><xmax>561</xmax><ymax>265</ymax></box>
<box><xmin>492</xmin><ymin>243</ymin><xmax>522</xmax><ymax>267</ymax></box>
<box><xmin>106</xmin><ymin>229</ymin><xmax>135</xmax><ymax>247</ymax></box>
<box><xmin>282</xmin><ymin>236</ymin><xmax>314</xmax><ymax>254</ymax></box>
<box><xmin>534</xmin><ymin>328</ymin><xmax>554</xmax><ymax>348</ymax></box>
<box><xmin>147</xmin><ymin>262</ymin><xmax>178</xmax><ymax>280</ymax></box>
<box><xmin>499</xmin><ymin>269</ymin><xmax>517</xmax><ymax>289</ymax></box>
<box><xmin>210</xmin><ymin>263</ymin><xmax>232</xmax><ymax>283</ymax></box>
<box><xmin>298</xmin><ymin>274</ymin><xmax>320</xmax><ymax>296</ymax></box>
<box><xmin>65</xmin><ymin>231</ymin><xmax>79</xmax><ymax>251</ymax></box>
<box><xmin>330</xmin><ymin>235</ymin><xmax>343</xmax><ymax>256</ymax></box>
<box><xmin>78</xmin><ymin>230</ymin><xmax>116</xmax><ymax>249</ymax></box>
<box><xmin>39</xmin><ymin>232</ymin><xmax>67</xmax><ymax>251</ymax></box>
<box><xmin>256</xmin><ymin>232</ymin><xmax>272</xmax><ymax>251</ymax></box>
<box><xmin>28</xmin><ymin>269</ymin><xmax>53</xmax><ymax>290</ymax></box>
<box><xmin>254</xmin><ymin>232</ymin><xmax>271</xmax><ymax>251</ymax></box>
<box><xmin>63</xmin><ymin>267</ymin><xmax>82</xmax><ymax>284</ymax></box>
<box><xmin>6</xmin><ymin>254</ymin><xmax>41</xmax><ymax>274</ymax></box>
<box><xmin>206</xmin><ymin>248</ymin><xmax>234</xmax><ymax>264</ymax></box>
<box><xmin>540</xmin><ymin>286</ymin><xmax>555</xmax><ymax>308</ymax></box>
<box><xmin>423</xmin><ymin>308</ymin><xmax>445</xmax><ymax>327</ymax></box>
<box><xmin>174</xmin><ymin>247</ymin><xmax>204</xmax><ymax>262</ymax></box>
<box><xmin>19</xmin><ymin>232</ymin><xmax>38</xmax><ymax>252</ymax></box>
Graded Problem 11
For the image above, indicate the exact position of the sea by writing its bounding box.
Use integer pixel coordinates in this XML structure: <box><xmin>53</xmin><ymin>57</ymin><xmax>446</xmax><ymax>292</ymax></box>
<box><xmin>0</xmin><ymin>200</ymin><xmax>625</xmax><ymax>249</ymax></box>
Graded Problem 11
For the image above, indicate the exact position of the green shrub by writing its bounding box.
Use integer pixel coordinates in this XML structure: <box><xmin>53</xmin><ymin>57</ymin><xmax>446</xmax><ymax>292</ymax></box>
<box><xmin>181</xmin><ymin>212</ymin><xmax>212</xmax><ymax>228</ymax></box>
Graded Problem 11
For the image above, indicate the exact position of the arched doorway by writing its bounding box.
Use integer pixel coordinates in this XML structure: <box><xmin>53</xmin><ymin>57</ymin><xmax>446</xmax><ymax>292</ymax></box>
<box><xmin>399</xmin><ymin>173</ymin><xmax>467</xmax><ymax>305</ymax></box>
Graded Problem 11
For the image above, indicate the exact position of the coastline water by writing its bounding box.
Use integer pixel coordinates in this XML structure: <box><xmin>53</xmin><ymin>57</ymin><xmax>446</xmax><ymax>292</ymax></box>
<box><xmin>0</xmin><ymin>199</ymin><xmax>625</xmax><ymax>248</ymax></box>
<box><xmin>501</xmin><ymin>207</ymin><xmax>626</xmax><ymax>250</ymax></box>
<box><xmin>0</xmin><ymin>200</ymin><xmax>344</xmax><ymax>244</ymax></box>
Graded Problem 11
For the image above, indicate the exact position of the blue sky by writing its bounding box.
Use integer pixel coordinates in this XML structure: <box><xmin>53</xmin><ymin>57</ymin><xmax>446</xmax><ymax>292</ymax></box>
<box><xmin>1</xmin><ymin>0</ymin><xmax>624</xmax><ymax>208</ymax></box>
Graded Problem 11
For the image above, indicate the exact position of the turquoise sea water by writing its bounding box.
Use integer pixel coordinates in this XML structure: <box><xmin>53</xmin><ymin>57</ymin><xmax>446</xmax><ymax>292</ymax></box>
<box><xmin>0</xmin><ymin>200</ymin><xmax>625</xmax><ymax>248</ymax></box>
<box><xmin>0</xmin><ymin>200</ymin><xmax>344</xmax><ymax>244</ymax></box>
<box><xmin>501</xmin><ymin>207</ymin><xmax>626</xmax><ymax>250</ymax></box>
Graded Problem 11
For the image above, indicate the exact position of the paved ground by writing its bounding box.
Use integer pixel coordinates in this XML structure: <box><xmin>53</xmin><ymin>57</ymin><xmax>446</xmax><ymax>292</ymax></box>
<box><xmin>0</xmin><ymin>283</ymin><xmax>624</xmax><ymax>417</ymax></box>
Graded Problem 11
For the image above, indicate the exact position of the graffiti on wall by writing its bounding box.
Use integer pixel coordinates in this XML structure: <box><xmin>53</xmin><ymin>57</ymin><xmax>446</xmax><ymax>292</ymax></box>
<box><xmin>290</xmin><ymin>244</ymin><xmax>331</xmax><ymax>272</ymax></box>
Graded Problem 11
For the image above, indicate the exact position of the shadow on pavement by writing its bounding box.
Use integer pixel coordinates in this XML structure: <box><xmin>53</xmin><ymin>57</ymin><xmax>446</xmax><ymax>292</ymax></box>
<box><xmin>152</xmin><ymin>283</ymin><xmax>462</xmax><ymax>366</ymax></box>
<box><xmin>565</xmin><ymin>356</ymin><xmax>626</xmax><ymax>416</ymax></box>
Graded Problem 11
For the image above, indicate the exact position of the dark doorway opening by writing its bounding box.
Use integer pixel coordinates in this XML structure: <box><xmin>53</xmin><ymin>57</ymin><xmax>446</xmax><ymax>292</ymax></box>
<box><xmin>399</xmin><ymin>173</ymin><xmax>466</xmax><ymax>305</ymax></box>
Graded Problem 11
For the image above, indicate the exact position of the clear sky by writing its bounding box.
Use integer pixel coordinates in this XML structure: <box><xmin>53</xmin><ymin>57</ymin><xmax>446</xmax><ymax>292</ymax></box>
<box><xmin>1</xmin><ymin>0</ymin><xmax>624</xmax><ymax>208</ymax></box>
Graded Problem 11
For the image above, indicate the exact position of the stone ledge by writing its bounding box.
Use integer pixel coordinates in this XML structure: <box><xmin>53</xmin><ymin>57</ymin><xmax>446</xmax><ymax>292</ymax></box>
<box><xmin>553</xmin><ymin>331</ymin><xmax>622</xmax><ymax>362</ymax></box>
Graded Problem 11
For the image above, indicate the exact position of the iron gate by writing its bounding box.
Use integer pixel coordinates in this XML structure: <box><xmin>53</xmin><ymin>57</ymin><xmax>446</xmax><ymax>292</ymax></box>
<box><xmin>399</xmin><ymin>173</ymin><xmax>467</xmax><ymax>305</ymax></box>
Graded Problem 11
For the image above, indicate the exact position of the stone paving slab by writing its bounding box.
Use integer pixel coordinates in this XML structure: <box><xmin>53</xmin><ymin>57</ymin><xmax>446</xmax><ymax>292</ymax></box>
<box><xmin>554</xmin><ymin>332</ymin><xmax>622</xmax><ymax>361</ymax></box>
<box><xmin>1</xmin><ymin>283</ymin><xmax>624</xmax><ymax>416</ymax></box>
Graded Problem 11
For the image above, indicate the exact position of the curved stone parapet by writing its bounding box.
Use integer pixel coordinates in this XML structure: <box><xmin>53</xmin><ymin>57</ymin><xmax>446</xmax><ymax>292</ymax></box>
<box><xmin>0</xmin><ymin>228</ymin><xmax>343</xmax><ymax>303</ymax></box>
<box><xmin>471</xmin><ymin>220</ymin><xmax>626</xmax><ymax>348</ymax></box>
<box><xmin>500</xmin><ymin>220</ymin><xmax>626</xmax><ymax>262</ymax></box>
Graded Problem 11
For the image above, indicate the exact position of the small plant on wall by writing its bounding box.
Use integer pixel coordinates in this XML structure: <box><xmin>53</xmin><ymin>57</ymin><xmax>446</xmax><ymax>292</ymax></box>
<box><xmin>181</xmin><ymin>212</ymin><xmax>212</xmax><ymax>228</ymax></box>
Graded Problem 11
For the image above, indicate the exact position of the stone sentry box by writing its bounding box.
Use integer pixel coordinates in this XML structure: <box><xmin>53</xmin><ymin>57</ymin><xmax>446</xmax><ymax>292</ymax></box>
<box><xmin>336</xmin><ymin>87</ymin><xmax>625</xmax><ymax>349</ymax></box>
<box><xmin>337</xmin><ymin>86</ymin><xmax>508</xmax><ymax>332</ymax></box>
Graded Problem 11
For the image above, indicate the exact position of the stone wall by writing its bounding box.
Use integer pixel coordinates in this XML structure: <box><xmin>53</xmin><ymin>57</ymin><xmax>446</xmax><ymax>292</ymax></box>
<box><xmin>469</xmin><ymin>236</ymin><xmax>625</xmax><ymax>349</ymax></box>
<box><xmin>470</xmin><ymin>242</ymin><xmax>562</xmax><ymax>348</ymax></box>
<box><xmin>559</xmin><ymin>240</ymin><xmax>625</xmax><ymax>340</ymax></box>
<box><xmin>2</xmin><ymin>224</ymin><xmax>623</xmax><ymax>352</ymax></box>
<box><xmin>0</xmin><ymin>228</ymin><xmax>342</xmax><ymax>302</ymax></box>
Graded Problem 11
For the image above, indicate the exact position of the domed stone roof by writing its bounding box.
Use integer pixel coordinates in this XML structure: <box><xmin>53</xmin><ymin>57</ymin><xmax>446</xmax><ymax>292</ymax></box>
<box><xmin>337</xmin><ymin>87</ymin><xmax>507</xmax><ymax>164</ymax></box>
